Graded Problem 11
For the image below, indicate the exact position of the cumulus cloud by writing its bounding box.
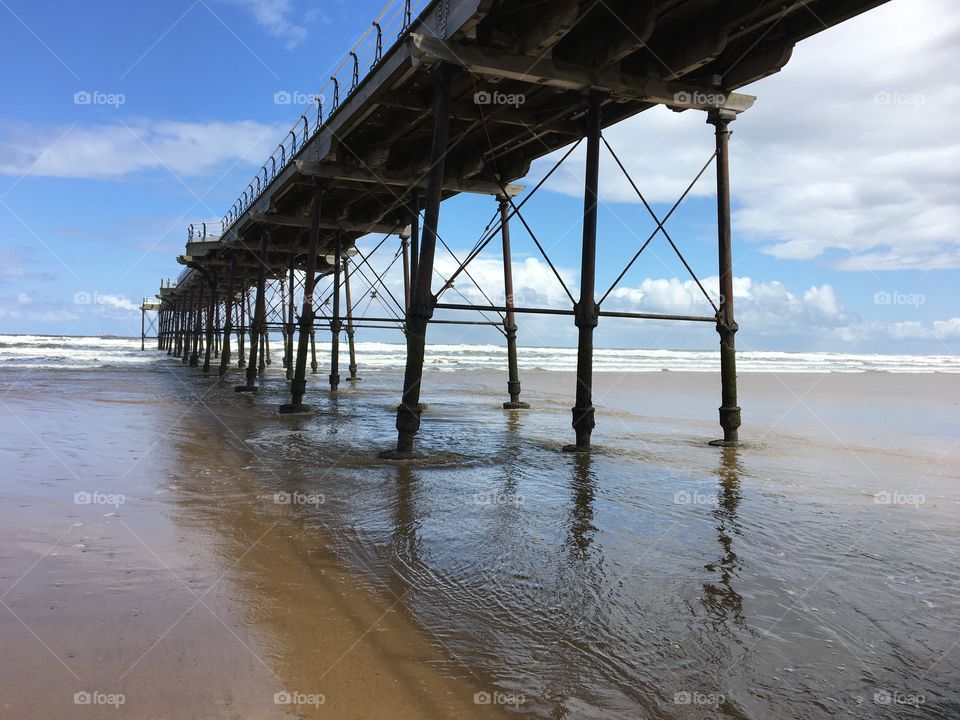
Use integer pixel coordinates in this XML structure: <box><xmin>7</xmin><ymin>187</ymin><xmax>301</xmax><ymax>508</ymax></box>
<box><xmin>0</xmin><ymin>119</ymin><xmax>276</xmax><ymax>179</ymax></box>
<box><xmin>885</xmin><ymin>317</ymin><xmax>960</xmax><ymax>341</ymax></box>
<box><xmin>224</xmin><ymin>0</ymin><xmax>307</xmax><ymax>48</ymax></box>
<box><xmin>95</xmin><ymin>294</ymin><xmax>139</xmax><ymax>312</ymax></box>
<box><xmin>536</xmin><ymin>0</ymin><xmax>960</xmax><ymax>271</ymax></box>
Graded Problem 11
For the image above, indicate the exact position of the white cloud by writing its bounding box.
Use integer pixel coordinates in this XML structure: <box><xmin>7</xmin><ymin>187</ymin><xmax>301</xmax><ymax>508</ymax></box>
<box><xmin>886</xmin><ymin>317</ymin><xmax>960</xmax><ymax>341</ymax></box>
<box><xmin>536</xmin><ymin>0</ymin><xmax>960</xmax><ymax>271</ymax></box>
<box><xmin>95</xmin><ymin>294</ymin><xmax>139</xmax><ymax>312</ymax></box>
<box><xmin>0</xmin><ymin>119</ymin><xmax>275</xmax><ymax>179</ymax></box>
<box><xmin>225</xmin><ymin>0</ymin><xmax>307</xmax><ymax>48</ymax></box>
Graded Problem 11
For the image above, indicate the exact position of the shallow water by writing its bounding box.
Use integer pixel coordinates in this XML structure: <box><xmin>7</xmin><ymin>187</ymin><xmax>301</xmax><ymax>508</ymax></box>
<box><xmin>1</xmin><ymin>341</ymin><xmax>958</xmax><ymax>719</ymax></box>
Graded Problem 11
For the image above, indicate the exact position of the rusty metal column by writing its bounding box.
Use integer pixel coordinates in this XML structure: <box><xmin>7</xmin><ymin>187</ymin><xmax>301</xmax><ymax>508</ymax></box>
<box><xmin>213</xmin><ymin>303</ymin><xmax>220</xmax><ymax>359</ymax></box>
<box><xmin>237</xmin><ymin>289</ymin><xmax>246</xmax><ymax>369</ymax></box>
<box><xmin>400</xmin><ymin>229</ymin><xmax>411</xmax><ymax>312</ymax></box>
<box><xmin>196</xmin><ymin>286</ymin><xmax>205</xmax><ymax>363</ymax></box>
<box><xmin>182</xmin><ymin>288</ymin><xmax>193</xmax><ymax>364</ymax></box>
<box><xmin>279</xmin><ymin>275</ymin><xmax>288</xmax><ymax>371</ymax></box>
<box><xmin>709</xmin><ymin>109</ymin><xmax>741</xmax><ymax>445</ymax></box>
<box><xmin>344</xmin><ymin>257</ymin><xmax>358</xmax><ymax>382</ymax></box>
<box><xmin>236</xmin><ymin>231</ymin><xmax>269</xmax><ymax>392</ymax></box>
<box><xmin>409</xmin><ymin>191</ymin><xmax>420</xmax><ymax>299</ymax></box>
<box><xmin>310</xmin><ymin>329</ymin><xmax>317</xmax><ymax>373</ymax></box>
<box><xmin>174</xmin><ymin>300</ymin><xmax>183</xmax><ymax>357</ymax></box>
<box><xmin>159</xmin><ymin>306</ymin><xmax>166</xmax><ymax>351</ymax></box>
<box><xmin>140</xmin><ymin>300</ymin><xmax>146</xmax><ymax>351</ymax></box>
<box><xmin>177</xmin><ymin>300</ymin><xmax>186</xmax><ymax>357</ymax></box>
<box><xmin>261</xmin><ymin>314</ymin><xmax>270</xmax><ymax>371</ymax></box>
<box><xmin>167</xmin><ymin>307</ymin><xmax>174</xmax><ymax>352</ymax></box>
<box><xmin>285</xmin><ymin>261</ymin><xmax>295</xmax><ymax>380</ymax></box>
<box><xmin>499</xmin><ymin>196</ymin><xmax>529</xmax><ymax>410</ymax></box>
<box><xmin>329</xmin><ymin>233</ymin><xmax>343</xmax><ymax>391</ymax></box>
<box><xmin>190</xmin><ymin>282</ymin><xmax>203</xmax><ymax>367</ymax></box>
<box><xmin>565</xmin><ymin>91</ymin><xmax>603</xmax><ymax>452</ymax></box>
<box><xmin>387</xmin><ymin>62</ymin><xmax>454</xmax><ymax>457</ymax></box>
<box><xmin>282</xmin><ymin>181</ymin><xmax>323</xmax><ymax>413</ymax></box>
<box><xmin>219</xmin><ymin>254</ymin><xmax>236</xmax><ymax>377</ymax></box>
<box><xmin>259</xmin><ymin>303</ymin><xmax>268</xmax><ymax>375</ymax></box>
<box><xmin>202</xmin><ymin>275</ymin><xmax>216</xmax><ymax>372</ymax></box>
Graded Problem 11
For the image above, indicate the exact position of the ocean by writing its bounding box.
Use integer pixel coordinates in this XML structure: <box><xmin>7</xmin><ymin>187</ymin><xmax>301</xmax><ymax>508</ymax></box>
<box><xmin>2</xmin><ymin>334</ymin><xmax>958</xmax><ymax>373</ymax></box>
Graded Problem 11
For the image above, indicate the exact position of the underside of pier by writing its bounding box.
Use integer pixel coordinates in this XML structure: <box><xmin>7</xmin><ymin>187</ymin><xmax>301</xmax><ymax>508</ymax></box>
<box><xmin>152</xmin><ymin>0</ymin><xmax>892</xmax><ymax>455</ymax></box>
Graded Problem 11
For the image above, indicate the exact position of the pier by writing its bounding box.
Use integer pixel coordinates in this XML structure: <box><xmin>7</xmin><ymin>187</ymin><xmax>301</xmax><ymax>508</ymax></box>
<box><xmin>149</xmin><ymin>0</ymin><xmax>891</xmax><ymax>456</ymax></box>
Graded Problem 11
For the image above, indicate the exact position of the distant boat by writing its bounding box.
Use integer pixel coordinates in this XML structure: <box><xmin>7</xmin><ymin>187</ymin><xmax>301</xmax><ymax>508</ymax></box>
<box><xmin>98</xmin><ymin>333</ymin><xmax>118</xmax><ymax>338</ymax></box>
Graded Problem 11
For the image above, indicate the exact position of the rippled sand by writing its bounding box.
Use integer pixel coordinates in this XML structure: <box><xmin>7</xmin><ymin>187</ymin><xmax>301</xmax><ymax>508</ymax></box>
<box><xmin>1</xmin><ymin>360</ymin><xmax>958</xmax><ymax>719</ymax></box>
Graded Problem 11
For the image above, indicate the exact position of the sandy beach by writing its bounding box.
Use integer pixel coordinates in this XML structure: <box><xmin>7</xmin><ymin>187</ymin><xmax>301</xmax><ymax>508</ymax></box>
<box><xmin>1</xmin><ymin>344</ymin><xmax>958</xmax><ymax>719</ymax></box>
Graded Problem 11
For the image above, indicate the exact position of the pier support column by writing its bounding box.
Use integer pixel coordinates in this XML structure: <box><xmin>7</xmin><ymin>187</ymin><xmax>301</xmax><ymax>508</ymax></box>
<box><xmin>408</xmin><ymin>191</ymin><xmax>421</xmax><ymax>305</ymax></box>
<box><xmin>386</xmin><ymin>62</ymin><xmax>454</xmax><ymax>457</ymax></box>
<box><xmin>498</xmin><ymin>196</ymin><xmax>529</xmax><ymax>410</ymax></box>
<box><xmin>400</xmin><ymin>227</ymin><xmax>411</xmax><ymax>312</ymax></box>
<box><xmin>344</xmin><ymin>257</ymin><xmax>358</xmax><ymax>382</ymax></box>
<box><xmin>564</xmin><ymin>91</ymin><xmax>603</xmax><ymax>453</ymax></box>
<box><xmin>140</xmin><ymin>300</ymin><xmax>146</xmax><ymax>351</ymax></box>
<box><xmin>174</xmin><ymin>301</ymin><xmax>184</xmax><ymax>357</ymax></box>
<box><xmin>167</xmin><ymin>306</ymin><xmax>176</xmax><ymax>355</ymax></box>
<box><xmin>237</xmin><ymin>289</ymin><xmax>246</xmax><ymax>369</ymax></box>
<box><xmin>285</xmin><ymin>261</ymin><xmax>295</xmax><ymax>381</ymax></box>
<box><xmin>310</xmin><ymin>330</ymin><xmax>317</xmax><ymax>373</ymax></box>
<box><xmin>282</xmin><ymin>181</ymin><xmax>323</xmax><ymax>413</ymax></box>
<box><xmin>190</xmin><ymin>285</ymin><xmax>202</xmax><ymax>367</ymax></box>
<box><xmin>262</xmin><ymin>321</ymin><xmax>270</xmax><ymax>371</ymax></box>
<box><xmin>279</xmin><ymin>275</ymin><xmax>288</xmax><ymax>371</ymax></box>
<box><xmin>182</xmin><ymin>290</ymin><xmax>192</xmax><ymax>364</ymax></box>
<box><xmin>329</xmin><ymin>234</ymin><xmax>342</xmax><ymax>391</ymax></box>
<box><xmin>219</xmin><ymin>254</ymin><xmax>236</xmax><ymax>377</ymax></box>
<box><xmin>202</xmin><ymin>275</ymin><xmax>216</xmax><ymax>372</ymax></box>
<box><xmin>709</xmin><ymin>110</ymin><xmax>741</xmax><ymax>446</ymax></box>
<box><xmin>236</xmin><ymin>231</ymin><xmax>269</xmax><ymax>392</ymax></box>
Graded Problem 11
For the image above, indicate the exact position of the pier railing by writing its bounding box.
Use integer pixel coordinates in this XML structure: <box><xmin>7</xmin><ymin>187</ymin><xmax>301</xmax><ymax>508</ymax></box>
<box><xmin>187</xmin><ymin>223</ymin><xmax>224</xmax><ymax>242</ymax></box>
<box><xmin>210</xmin><ymin>0</ymin><xmax>427</xmax><ymax>237</ymax></box>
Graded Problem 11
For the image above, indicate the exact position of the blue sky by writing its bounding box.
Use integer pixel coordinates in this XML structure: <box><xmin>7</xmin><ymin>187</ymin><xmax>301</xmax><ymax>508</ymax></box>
<box><xmin>0</xmin><ymin>0</ymin><xmax>957</xmax><ymax>355</ymax></box>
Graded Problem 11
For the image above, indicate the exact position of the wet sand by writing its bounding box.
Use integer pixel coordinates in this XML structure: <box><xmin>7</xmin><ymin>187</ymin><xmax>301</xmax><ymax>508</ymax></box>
<box><xmin>1</xmin><ymin>361</ymin><xmax>958</xmax><ymax>719</ymax></box>
<box><xmin>0</xmin><ymin>368</ymin><xmax>513</xmax><ymax>720</ymax></box>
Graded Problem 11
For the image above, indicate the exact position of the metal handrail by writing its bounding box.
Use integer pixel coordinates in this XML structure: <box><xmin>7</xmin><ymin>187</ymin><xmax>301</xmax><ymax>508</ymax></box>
<box><xmin>197</xmin><ymin>0</ymin><xmax>427</xmax><ymax>241</ymax></box>
<box><xmin>188</xmin><ymin>222</ymin><xmax>225</xmax><ymax>242</ymax></box>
